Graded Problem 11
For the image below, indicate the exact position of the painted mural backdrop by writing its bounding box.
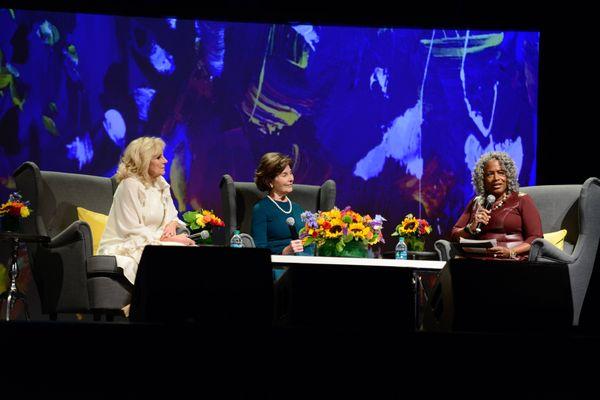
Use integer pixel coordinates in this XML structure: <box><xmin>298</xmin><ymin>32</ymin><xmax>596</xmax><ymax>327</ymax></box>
<box><xmin>0</xmin><ymin>9</ymin><xmax>539</xmax><ymax>249</ymax></box>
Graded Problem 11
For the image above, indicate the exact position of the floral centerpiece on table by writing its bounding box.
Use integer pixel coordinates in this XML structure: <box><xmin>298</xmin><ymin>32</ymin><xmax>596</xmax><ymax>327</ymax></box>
<box><xmin>182</xmin><ymin>209</ymin><xmax>225</xmax><ymax>244</ymax></box>
<box><xmin>299</xmin><ymin>206</ymin><xmax>386</xmax><ymax>258</ymax></box>
<box><xmin>0</xmin><ymin>192</ymin><xmax>32</xmax><ymax>232</ymax></box>
<box><xmin>391</xmin><ymin>213</ymin><xmax>432</xmax><ymax>252</ymax></box>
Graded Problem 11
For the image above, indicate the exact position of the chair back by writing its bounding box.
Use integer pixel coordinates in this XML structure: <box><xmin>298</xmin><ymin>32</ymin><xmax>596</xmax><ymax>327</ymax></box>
<box><xmin>13</xmin><ymin>162</ymin><xmax>117</xmax><ymax>238</ymax></box>
<box><xmin>520</xmin><ymin>183</ymin><xmax>581</xmax><ymax>254</ymax></box>
<box><xmin>219</xmin><ymin>174</ymin><xmax>336</xmax><ymax>238</ymax></box>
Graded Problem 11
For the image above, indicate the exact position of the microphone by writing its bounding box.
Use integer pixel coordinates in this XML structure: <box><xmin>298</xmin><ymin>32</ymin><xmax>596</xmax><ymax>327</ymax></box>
<box><xmin>475</xmin><ymin>194</ymin><xmax>496</xmax><ymax>234</ymax></box>
<box><xmin>286</xmin><ymin>217</ymin><xmax>299</xmax><ymax>240</ymax></box>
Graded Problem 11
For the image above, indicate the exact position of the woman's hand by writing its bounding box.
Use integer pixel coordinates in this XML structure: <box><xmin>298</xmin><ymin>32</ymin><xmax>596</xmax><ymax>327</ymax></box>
<box><xmin>160</xmin><ymin>221</ymin><xmax>179</xmax><ymax>240</ymax></box>
<box><xmin>160</xmin><ymin>234</ymin><xmax>195</xmax><ymax>246</ymax></box>
<box><xmin>282</xmin><ymin>239</ymin><xmax>304</xmax><ymax>255</ymax></box>
<box><xmin>488</xmin><ymin>246</ymin><xmax>511</xmax><ymax>258</ymax></box>
<box><xmin>469</xmin><ymin>203</ymin><xmax>491</xmax><ymax>232</ymax></box>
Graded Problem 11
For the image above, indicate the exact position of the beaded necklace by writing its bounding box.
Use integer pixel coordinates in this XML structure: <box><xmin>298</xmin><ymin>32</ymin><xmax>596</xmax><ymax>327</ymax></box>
<box><xmin>267</xmin><ymin>195</ymin><xmax>292</xmax><ymax>214</ymax></box>
<box><xmin>491</xmin><ymin>192</ymin><xmax>509</xmax><ymax>211</ymax></box>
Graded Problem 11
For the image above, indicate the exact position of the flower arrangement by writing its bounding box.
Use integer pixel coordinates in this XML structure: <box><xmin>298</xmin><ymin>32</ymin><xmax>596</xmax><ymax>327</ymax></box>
<box><xmin>182</xmin><ymin>209</ymin><xmax>225</xmax><ymax>244</ymax></box>
<box><xmin>391</xmin><ymin>213</ymin><xmax>432</xmax><ymax>251</ymax></box>
<box><xmin>0</xmin><ymin>192</ymin><xmax>31</xmax><ymax>232</ymax></box>
<box><xmin>299</xmin><ymin>206</ymin><xmax>385</xmax><ymax>257</ymax></box>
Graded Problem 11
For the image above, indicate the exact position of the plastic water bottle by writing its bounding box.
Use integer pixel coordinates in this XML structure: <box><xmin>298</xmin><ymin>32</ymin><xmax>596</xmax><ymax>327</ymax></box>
<box><xmin>395</xmin><ymin>237</ymin><xmax>408</xmax><ymax>260</ymax></box>
<box><xmin>230</xmin><ymin>229</ymin><xmax>244</xmax><ymax>248</ymax></box>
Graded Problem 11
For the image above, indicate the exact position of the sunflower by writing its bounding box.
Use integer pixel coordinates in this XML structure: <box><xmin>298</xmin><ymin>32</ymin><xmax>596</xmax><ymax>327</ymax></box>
<box><xmin>349</xmin><ymin>222</ymin><xmax>367</xmax><ymax>239</ymax></box>
<box><xmin>399</xmin><ymin>215</ymin><xmax>419</xmax><ymax>235</ymax></box>
<box><xmin>325</xmin><ymin>218</ymin><xmax>344</xmax><ymax>239</ymax></box>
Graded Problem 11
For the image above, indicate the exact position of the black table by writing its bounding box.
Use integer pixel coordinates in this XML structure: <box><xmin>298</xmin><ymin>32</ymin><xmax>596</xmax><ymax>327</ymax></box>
<box><xmin>0</xmin><ymin>232</ymin><xmax>50</xmax><ymax>321</ymax></box>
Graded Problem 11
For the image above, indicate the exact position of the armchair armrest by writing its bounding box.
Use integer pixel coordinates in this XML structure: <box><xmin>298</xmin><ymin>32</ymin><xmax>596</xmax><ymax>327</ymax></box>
<box><xmin>434</xmin><ymin>240</ymin><xmax>454</xmax><ymax>261</ymax></box>
<box><xmin>87</xmin><ymin>255</ymin><xmax>123</xmax><ymax>276</ymax></box>
<box><xmin>240</xmin><ymin>233</ymin><xmax>255</xmax><ymax>248</ymax></box>
<box><xmin>48</xmin><ymin>220</ymin><xmax>93</xmax><ymax>257</ymax></box>
<box><xmin>528</xmin><ymin>238</ymin><xmax>576</xmax><ymax>263</ymax></box>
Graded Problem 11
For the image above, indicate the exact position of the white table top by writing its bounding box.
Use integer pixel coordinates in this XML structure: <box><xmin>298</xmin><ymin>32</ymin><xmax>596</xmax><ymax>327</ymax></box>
<box><xmin>271</xmin><ymin>255</ymin><xmax>446</xmax><ymax>270</ymax></box>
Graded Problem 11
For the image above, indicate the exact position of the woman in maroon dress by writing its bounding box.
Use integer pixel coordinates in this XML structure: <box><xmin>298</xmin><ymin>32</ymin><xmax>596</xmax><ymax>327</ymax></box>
<box><xmin>451</xmin><ymin>151</ymin><xmax>543</xmax><ymax>260</ymax></box>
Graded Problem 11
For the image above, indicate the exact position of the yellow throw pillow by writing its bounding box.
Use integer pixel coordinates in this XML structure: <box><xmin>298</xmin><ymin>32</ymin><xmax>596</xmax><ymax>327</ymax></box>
<box><xmin>77</xmin><ymin>207</ymin><xmax>108</xmax><ymax>255</ymax></box>
<box><xmin>543</xmin><ymin>229</ymin><xmax>567</xmax><ymax>251</ymax></box>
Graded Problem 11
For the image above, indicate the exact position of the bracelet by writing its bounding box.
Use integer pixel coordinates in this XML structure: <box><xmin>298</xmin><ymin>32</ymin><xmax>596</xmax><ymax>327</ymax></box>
<box><xmin>509</xmin><ymin>249</ymin><xmax>517</xmax><ymax>259</ymax></box>
<box><xmin>464</xmin><ymin>224</ymin><xmax>476</xmax><ymax>236</ymax></box>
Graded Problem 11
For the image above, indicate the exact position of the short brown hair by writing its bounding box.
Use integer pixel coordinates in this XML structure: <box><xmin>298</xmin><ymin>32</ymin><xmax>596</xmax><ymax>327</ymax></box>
<box><xmin>254</xmin><ymin>152</ymin><xmax>293</xmax><ymax>192</ymax></box>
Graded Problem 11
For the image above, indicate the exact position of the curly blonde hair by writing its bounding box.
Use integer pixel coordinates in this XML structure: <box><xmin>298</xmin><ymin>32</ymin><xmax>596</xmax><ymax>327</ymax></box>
<box><xmin>254</xmin><ymin>152</ymin><xmax>293</xmax><ymax>192</ymax></box>
<box><xmin>116</xmin><ymin>136</ymin><xmax>166</xmax><ymax>185</ymax></box>
<box><xmin>471</xmin><ymin>151</ymin><xmax>519</xmax><ymax>197</ymax></box>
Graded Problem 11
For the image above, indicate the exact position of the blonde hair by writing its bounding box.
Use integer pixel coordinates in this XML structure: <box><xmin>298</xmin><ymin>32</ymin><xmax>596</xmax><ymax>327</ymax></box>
<box><xmin>116</xmin><ymin>136</ymin><xmax>166</xmax><ymax>185</ymax></box>
<box><xmin>254</xmin><ymin>152</ymin><xmax>293</xmax><ymax>192</ymax></box>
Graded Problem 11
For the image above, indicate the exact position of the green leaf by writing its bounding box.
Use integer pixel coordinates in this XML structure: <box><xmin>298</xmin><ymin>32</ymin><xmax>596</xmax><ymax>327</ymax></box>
<box><xmin>0</xmin><ymin>73</ymin><xmax>12</xmax><ymax>89</ymax></box>
<box><xmin>303</xmin><ymin>236</ymin><xmax>315</xmax><ymax>247</ymax></box>
<box><xmin>12</xmin><ymin>96</ymin><xmax>24</xmax><ymax>111</ymax></box>
<box><xmin>182</xmin><ymin>211</ymin><xmax>198</xmax><ymax>224</ymax></box>
<box><xmin>8</xmin><ymin>79</ymin><xmax>25</xmax><ymax>110</ymax></box>
<box><xmin>335</xmin><ymin>240</ymin><xmax>345</xmax><ymax>253</ymax></box>
<box><xmin>49</xmin><ymin>102</ymin><xmax>58</xmax><ymax>114</ymax></box>
<box><xmin>66</xmin><ymin>44</ymin><xmax>79</xmax><ymax>65</ymax></box>
<box><xmin>42</xmin><ymin>115</ymin><xmax>59</xmax><ymax>136</ymax></box>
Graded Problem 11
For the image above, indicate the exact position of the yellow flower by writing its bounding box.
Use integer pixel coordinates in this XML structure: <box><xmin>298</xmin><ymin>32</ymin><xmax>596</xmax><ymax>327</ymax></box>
<box><xmin>324</xmin><ymin>218</ymin><xmax>344</xmax><ymax>239</ymax></box>
<box><xmin>195</xmin><ymin>216</ymin><xmax>206</xmax><ymax>228</ymax></box>
<box><xmin>328</xmin><ymin>208</ymin><xmax>341</xmax><ymax>220</ymax></box>
<box><xmin>399</xmin><ymin>215</ymin><xmax>419</xmax><ymax>235</ymax></box>
<box><xmin>20</xmin><ymin>206</ymin><xmax>30</xmax><ymax>218</ymax></box>
<box><xmin>349</xmin><ymin>222</ymin><xmax>366</xmax><ymax>239</ymax></box>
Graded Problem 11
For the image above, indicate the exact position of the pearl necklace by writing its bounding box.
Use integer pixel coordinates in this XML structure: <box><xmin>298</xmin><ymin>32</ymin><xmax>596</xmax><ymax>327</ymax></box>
<box><xmin>267</xmin><ymin>195</ymin><xmax>292</xmax><ymax>214</ymax></box>
<box><xmin>491</xmin><ymin>192</ymin><xmax>509</xmax><ymax>211</ymax></box>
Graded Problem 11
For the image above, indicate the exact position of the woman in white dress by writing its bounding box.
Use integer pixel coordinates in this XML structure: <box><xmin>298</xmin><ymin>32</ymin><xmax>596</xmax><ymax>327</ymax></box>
<box><xmin>98</xmin><ymin>137</ymin><xmax>195</xmax><ymax>315</ymax></box>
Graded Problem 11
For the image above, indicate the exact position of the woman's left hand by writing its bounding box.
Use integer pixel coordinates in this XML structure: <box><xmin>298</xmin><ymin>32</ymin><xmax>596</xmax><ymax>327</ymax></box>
<box><xmin>160</xmin><ymin>234</ymin><xmax>196</xmax><ymax>246</ymax></box>
<box><xmin>161</xmin><ymin>221</ymin><xmax>178</xmax><ymax>240</ymax></box>
<box><xmin>488</xmin><ymin>246</ymin><xmax>510</xmax><ymax>258</ymax></box>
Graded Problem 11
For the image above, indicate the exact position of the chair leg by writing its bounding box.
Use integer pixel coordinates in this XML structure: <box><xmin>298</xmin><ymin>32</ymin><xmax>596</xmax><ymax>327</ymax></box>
<box><xmin>49</xmin><ymin>313</ymin><xmax>57</xmax><ymax>321</ymax></box>
<box><xmin>105</xmin><ymin>313</ymin><xmax>114</xmax><ymax>322</ymax></box>
<box><xmin>93</xmin><ymin>312</ymin><xmax>102</xmax><ymax>321</ymax></box>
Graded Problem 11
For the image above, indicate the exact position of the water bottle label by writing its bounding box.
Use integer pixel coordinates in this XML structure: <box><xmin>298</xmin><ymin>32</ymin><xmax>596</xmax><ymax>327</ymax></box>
<box><xmin>395</xmin><ymin>250</ymin><xmax>408</xmax><ymax>260</ymax></box>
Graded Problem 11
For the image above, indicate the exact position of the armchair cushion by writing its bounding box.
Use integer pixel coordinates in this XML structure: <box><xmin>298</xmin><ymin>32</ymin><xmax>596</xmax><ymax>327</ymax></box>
<box><xmin>77</xmin><ymin>207</ymin><xmax>108</xmax><ymax>255</ymax></box>
<box><xmin>543</xmin><ymin>229</ymin><xmax>567</xmax><ymax>251</ymax></box>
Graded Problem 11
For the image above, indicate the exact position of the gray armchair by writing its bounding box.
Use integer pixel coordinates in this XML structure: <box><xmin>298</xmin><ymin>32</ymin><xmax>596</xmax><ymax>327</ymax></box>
<box><xmin>434</xmin><ymin>177</ymin><xmax>600</xmax><ymax>326</ymax></box>
<box><xmin>13</xmin><ymin>162</ymin><xmax>132</xmax><ymax>321</ymax></box>
<box><xmin>219</xmin><ymin>174</ymin><xmax>337</xmax><ymax>244</ymax></box>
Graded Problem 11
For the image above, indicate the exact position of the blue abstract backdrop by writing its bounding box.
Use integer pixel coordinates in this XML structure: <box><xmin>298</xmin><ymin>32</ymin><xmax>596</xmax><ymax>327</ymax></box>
<box><xmin>0</xmin><ymin>8</ymin><xmax>539</xmax><ymax>247</ymax></box>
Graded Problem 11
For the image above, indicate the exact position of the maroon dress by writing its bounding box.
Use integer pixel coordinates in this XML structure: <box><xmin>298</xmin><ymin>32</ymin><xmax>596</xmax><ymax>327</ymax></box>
<box><xmin>451</xmin><ymin>192</ymin><xmax>543</xmax><ymax>260</ymax></box>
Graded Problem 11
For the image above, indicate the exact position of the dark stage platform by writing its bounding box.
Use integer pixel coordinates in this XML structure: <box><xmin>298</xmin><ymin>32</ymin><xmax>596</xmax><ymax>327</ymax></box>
<box><xmin>1</xmin><ymin>321</ymin><xmax>596</xmax><ymax>397</ymax></box>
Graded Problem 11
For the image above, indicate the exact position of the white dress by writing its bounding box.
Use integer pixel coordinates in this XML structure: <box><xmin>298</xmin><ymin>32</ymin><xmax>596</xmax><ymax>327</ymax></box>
<box><xmin>97</xmin><ymin>175</ymin><xmax>187</xmax><ymax>284</ymax></box>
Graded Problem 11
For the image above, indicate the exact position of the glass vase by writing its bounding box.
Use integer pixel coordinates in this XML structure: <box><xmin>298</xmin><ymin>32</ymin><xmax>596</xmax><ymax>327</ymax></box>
<box><xmin>317</xmin><ymin>240</ymin><xmax>368</xmax><ymax>258</ymax></box>
<box><xmin>404</xmin><ymin>236</ymin><xmax>425</xmax><ymax>252</ymax></box>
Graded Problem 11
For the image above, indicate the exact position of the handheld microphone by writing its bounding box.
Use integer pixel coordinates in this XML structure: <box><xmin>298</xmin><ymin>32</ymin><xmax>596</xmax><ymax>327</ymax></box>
<box><xmin>475</xmin><ymin>194</ymin><xmax>496</xmax><ymax>234</ymax></box>
<box><xmin>286</xmin><ymin>217</ymin><xmax>299</xmax><ymax>240</ymax></box>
